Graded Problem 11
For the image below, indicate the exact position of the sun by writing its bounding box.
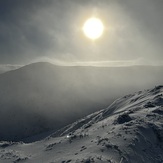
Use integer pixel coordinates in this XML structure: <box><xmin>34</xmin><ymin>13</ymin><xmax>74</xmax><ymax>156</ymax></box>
<box><xmin>83</xmin><ymin>17</ymin><xmax>104</xmax><ymax>40</ymax></box>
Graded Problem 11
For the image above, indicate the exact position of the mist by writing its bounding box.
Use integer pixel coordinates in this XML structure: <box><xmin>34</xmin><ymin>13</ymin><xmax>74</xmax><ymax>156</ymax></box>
<box><xmin>0</xmin><ymin>0</ymin><xmax>163</xmax><ymax>142</ymax></box>
<box><xmin>0</xmin><ymin>62</ymin><xmax>162</xmax><ymax>141</ymax></box>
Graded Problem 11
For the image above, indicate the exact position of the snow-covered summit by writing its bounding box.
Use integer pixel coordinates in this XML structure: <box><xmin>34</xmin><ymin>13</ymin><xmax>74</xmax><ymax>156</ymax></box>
<box><xmin>0</xmin><ymin>85</ymin><xmax>163</xmax><ymax>163</ymax></box>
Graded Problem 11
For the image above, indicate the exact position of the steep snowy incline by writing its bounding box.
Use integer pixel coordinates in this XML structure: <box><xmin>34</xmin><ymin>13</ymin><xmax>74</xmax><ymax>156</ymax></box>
<box><xmin>0</xmin><ymin>86</ymin><xmax>163</xmax><ymax>163</ymax></box>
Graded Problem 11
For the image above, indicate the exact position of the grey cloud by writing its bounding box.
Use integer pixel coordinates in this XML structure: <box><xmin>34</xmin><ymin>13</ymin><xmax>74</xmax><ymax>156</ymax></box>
<box><xmin>119</xmin><ymin>0</ymin><xmax>163</xmax><ymax>60</ymax></box>
<box><xmin>0</xmin><ymin>0</ymin><xmax>162</xmax><ymax>64</ymax></box>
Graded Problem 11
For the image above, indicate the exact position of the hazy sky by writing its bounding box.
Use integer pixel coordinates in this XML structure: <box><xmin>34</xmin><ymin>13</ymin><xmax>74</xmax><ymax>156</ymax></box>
<box><xmin>0</xmin><ymin>0</ymin><xmax>163</xmax><ymax>65</ymax></box>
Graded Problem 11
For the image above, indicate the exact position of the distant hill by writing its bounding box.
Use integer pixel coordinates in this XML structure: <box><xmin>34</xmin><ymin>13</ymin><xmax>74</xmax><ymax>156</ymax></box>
<box><xmin>0</xmin><ymin>62</ymin><xmax>162</xmax><ymax>141</ymax></box>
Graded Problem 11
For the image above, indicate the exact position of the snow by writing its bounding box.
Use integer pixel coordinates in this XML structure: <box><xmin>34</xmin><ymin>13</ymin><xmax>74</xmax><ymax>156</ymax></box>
<box><xmin>0</xmin><ymin>85</ymin><xmax>163</xmax><ymax>162</ymax></box>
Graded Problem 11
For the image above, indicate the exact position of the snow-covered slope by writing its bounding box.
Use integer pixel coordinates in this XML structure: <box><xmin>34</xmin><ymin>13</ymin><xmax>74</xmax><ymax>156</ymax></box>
<box><xmin>0</xmin><ymin>86</ymin><xmax>163</xmax><ymax>163</ymax></box>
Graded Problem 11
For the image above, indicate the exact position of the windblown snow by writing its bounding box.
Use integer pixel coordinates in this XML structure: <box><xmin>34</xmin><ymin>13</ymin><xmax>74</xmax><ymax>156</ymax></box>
<box><xmin>0</xmin><ymin>85</ymin><xmax>163</xmax><ymax>163</ymax></box>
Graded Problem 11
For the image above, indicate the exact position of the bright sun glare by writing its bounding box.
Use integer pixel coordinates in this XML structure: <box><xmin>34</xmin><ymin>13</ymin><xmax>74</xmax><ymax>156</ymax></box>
<box><xmin>83</xmin><ymin>17</ymin><xmax>104</xmax><ymax>40</ymax></box>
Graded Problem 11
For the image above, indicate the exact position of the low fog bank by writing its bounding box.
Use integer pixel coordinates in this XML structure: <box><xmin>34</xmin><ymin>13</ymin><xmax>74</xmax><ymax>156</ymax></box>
<box><xmin>0</xmin><ymin>62</ymin><xmax>162</xmax><ymax>141</ymax></box>
<box><xmin>0</xmin><ymin>65</ymin><xmax>22</xmax><ymax>74</ymax></box>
